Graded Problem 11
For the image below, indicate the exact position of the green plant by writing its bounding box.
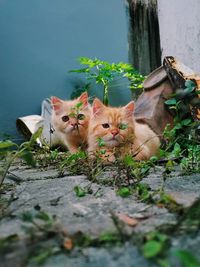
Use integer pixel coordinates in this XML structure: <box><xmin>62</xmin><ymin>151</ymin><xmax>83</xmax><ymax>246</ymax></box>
<box><xmin>160</xmin><ymin>80</ymin><xmax>200</xmax><ymax>173</ymax></box>
<box><xmin>142</xmin><ymin>231</ymin><xmax>171</xmax><ymax>267</ymax></box>
<box><xmin>58</xmin><ymin>151</ymin><xmax>87</xmax><ymax>175</ymax></box>
<box><xmin>74</xmin><ymin>185</ymin><xmax>87</xmax><ymax>197</ymax></box>
<box><xmin>70</xmin><ymin>57</ymin><xmax>145</xmax><ymax>105</ymax></box>
<box><xmin>136</xmin><ymin>182</ymin><xmax>153</xmax><ymax>202</ymax></box>
<box><xmin>0</xmin><ymin>128</ymin><xmax>43</xmax><ymax>187</ymax></box>
<box><xmin>21</xmin><ymin>209</ymin><xmax>56</xmax><ymax>234</ymax></box>
<box><xmin>98</xmin><ymin>231</ymin><xmax>122</xmax><ymax>245</ymax></box>
<box><xmin>117</xmin><ymin>187</ymin><xmax>131</xmax><ymax>198</ymax></box>
<box><xmin>173</xmin><ymin>249</ymin><xmax>200</xmax><ymax>267</ymax></box>
<box><xmin>165</xmin><ymin>80</ymin><xmax>199</xmax><ymax>119</ymax></box>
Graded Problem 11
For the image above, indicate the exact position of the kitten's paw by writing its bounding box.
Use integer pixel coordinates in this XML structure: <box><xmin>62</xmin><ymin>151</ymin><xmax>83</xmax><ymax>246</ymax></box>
<box><xmin>68</xmin><ymin>147</ymin><xmax>79</xmax><ymax>154</ymax></box>
<box><xmin>100</xmin><ymin>150</ymin><xmax>116</xmax><ymax>163</ymax></box>
<box><xmin>133</xmin><ymin>147</ymin><xmax>150</xmax><ymax>161</ymax></box>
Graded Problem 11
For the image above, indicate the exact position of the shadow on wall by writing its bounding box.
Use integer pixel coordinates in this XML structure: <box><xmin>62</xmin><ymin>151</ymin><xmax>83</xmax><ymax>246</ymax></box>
<box><xmin>126</xmin><ymin>0</ymin><xmax>161</xmax><ymax>75</ymax></box>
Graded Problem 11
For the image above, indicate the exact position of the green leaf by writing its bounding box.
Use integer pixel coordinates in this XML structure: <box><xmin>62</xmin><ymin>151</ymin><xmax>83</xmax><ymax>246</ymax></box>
<box><xmin>36</xmin><ymin>211</ymin><xmax>51</xmax><ymax>222</ymax></box>
<box><xmin>171</xmin><ymin>142</ymin><xmax>181</xmax><ymax>157</ymax></box>
<box><xmin>165</xmin><ymin>160</ymin><xmax>174</xmax><ymax>170</ymax></box>
<box><xmin>31</xmin><ymin>248</ymin><xmax>55</xmax><ymax>264</ymax></box>
<box><xmin>117</xmin><ymin>187</ymin><xmax>131</xmax><ymax>198</ymax></box>
<box><xmin>174</xmin><ymin>123</ymin><xmax>182</xmax><ymax>130</ymax></box>
<box><xmin>142</xmin><ymin>240</ymin><xmax>163</xmax><ymax>258</ymax></box>
<box><xmin>66</xmin><ymin>151</ymin><xmax>86</xmax><ymax>162</ymax></box>
<box><xmin>21</xmin><ymin>211</ymin><xmax>34</xmax><ymax>222</ymax></box>
<box><xmin>79</xmin><ymin>57</ymin><xmax>94</xmax><ymax>65</ymax></box>
<box><xmin>68</xmin><ymin>112</ymin><xmax>76</xmax><ymax>118</ymax></box>
<box><xmin>119</xmin><ymin>123</ymin><xmax>128</xmax><ymax>130</ymax></box>
<box><xmin>20</xmin><ymin>150</ymin><xmax>36</xmax><ymax>167</ymax></box>
<box><xmin>181</xmin><ymin>118</ymin><xmax>192</xmax><ymax>126</ymax></box>
<box><xmin>99</xmin><ymin>232</ymin><xmax>119</xmax><ymax>243</ymax></box>
<box><xmin>100</xmin><ymin>149</ymin><xmax>106</xmax><ymax>155</ymax></box>
<box><xmin>77</xmin><ymin>114</ymin><xmax>85</xmax><ymax>120</ymax></box>
<box><xmin>69</xmin><ymin>67</ymin><xmax>89</xmax><ymax>73</ymax></box>
<box><xmin>136</xmin><ymin>183</ymin><xmax>151</xmax><ymax>201</ymax></box>
<box><xmin>0</xmin><ymin>234</ymin><xmax>19</xmax><ymax>253</ymax></box>
<box><xmin>0</xmin><ymin>140</ymin><xmax>17</xmax><ymax>150</ymax></box>
<box><xmin>123</xmin><ymin>155</ymin><xmax>135</xmax><ymax>167</ymax></box>
<box><xmin>76</xmin><ymin>102</ymin><xmax>83</xmax><ymax>109</ymax></box>
<box><xmin>156</xmin><ymin>258</ymin><xmax>171</xmax><ymax>267</ymax></box>
<box><xmin>29</xmin><ymin>127</ymin><xmax>43</xmax><ymax>145</ymax></box>
<box><xmin>184</xmin><ymin>87</ymin><xmax>195</xmax><ymax>94</ymax></box>
<box><xmin>97</xmin><ymin>137</ymin><xmax>105</xmax><ymax>147</ymax></box>
<box><xmin>150</xmin><ymin>156</ymin><xmax>158</xmax><ymax>162</ymax></box>
<box><xmin>174</xmin><ymin>249</ymin><xmax>200</xmax><ymax>267</ymax></box>
<box><xmin>74</xmin><ymin>186</ymin><xmax>86</xmax><ymax>197</ymax></box>
<box><xmin>69</xmin><ymin>57</ymin><xmax>145</xmax><ymax>105</ymax></box>
<box><xmin>185</xmin><ymin>80</ymin><xmax>196</xmax><ymax>90</ymax></box>
<box><xmin>165</xmin><ymin>99</ymin><xmax>177</xmax><ymax>105</ymax></box>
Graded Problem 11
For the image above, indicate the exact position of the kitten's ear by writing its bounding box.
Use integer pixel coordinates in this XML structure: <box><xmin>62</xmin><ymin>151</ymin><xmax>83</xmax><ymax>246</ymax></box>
<box><xmin>79</xmin><ymin>91</ymin><xmax>88</xmax><ymax>107</ymax></box>
<box><xmin>124</xmin><ymin>101</ymin><xmax>135</xmax><ymax>117</ymax></box>
<box><xmin>51</xmin><ymin>96</ymin><xmax>63</xmax><ymax>112</ymax></box>
<box><xmin>92</xmin><ymin>98</ymin><xmax>104</xmax><ymax>116</ymax></box>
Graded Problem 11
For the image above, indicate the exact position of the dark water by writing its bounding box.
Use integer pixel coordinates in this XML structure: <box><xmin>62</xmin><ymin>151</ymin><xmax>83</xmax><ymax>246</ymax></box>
<box><xmin>0</xmin><ymin>0</ymin><xmax>130</xmax><ymax>141</ymax></box>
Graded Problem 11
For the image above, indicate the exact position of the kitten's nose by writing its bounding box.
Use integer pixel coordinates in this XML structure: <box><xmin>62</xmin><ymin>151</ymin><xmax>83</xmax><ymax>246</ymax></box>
<box><xmin>71</xmin><ymin>123</ymin><xmax>78</xmax><ymax>127</ymax></box>
<box><xmin>111</xmin><ymin>129</ymin><xmax>119</xmax><ymax>137</ymax></box>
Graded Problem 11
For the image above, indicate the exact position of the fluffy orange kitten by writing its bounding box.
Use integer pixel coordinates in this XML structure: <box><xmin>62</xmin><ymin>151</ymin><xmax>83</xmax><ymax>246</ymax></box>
<box><xmin>88</xmin><ymin>98</ymin><xmax>160</xmax><ymax>161</ymax></box>
<box><xmin>51</xmin><ymin>92</ymin><xmax>91</xmax><ymax>153</ymax></box>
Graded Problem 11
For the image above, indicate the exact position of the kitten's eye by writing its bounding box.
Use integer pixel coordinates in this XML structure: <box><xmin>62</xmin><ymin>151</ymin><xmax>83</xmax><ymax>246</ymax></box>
<box><xmin>119</xmin><ymin>123</ymin><xmax>128</xmax><ymax>130</ymax></box>
<box><xmin>77</xmin><ymin>113</ymin><xmax>85</xmax><ymax>120</ymax></box>
<box><xmin>62</xmin><ymin>115</ymin><xmax>69</xmax><ymax>122</ymax></box>
<box><xmin>102</xmin><ymin>123</ymin><xmax>110</xmax><ymax>128</ymax></box>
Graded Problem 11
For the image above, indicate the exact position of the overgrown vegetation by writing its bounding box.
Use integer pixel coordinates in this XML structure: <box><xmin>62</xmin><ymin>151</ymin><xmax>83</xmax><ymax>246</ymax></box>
<box><xmin>1</xmin><ymin>203</ymin><xmax>200</xmax><ymax>266</ymax></box>
<box><xmin>0</xmin><ymin>128</ymin><xmax>43</xmax><ymax>187</ymax></box>
<box><xmin>163</xmin><ymin>79</ymin><xmax>200</xmax><ymax>174</ymax></box>
<box><xmin>1</xmin><ymin>59</ymin><xmax>200</xmax><ymax>266</ymax></box>
<box><xmin>70</xmin><ymin>57</ymin><xmax>145</xmax><ymax>105</ymax></box>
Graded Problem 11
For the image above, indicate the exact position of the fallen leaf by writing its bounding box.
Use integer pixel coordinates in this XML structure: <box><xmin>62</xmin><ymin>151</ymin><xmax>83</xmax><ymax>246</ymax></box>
<box><xmin>116</xmin><ymin>213</ymin><xmax>139</xmax><ymax>227</ymax></box>
<box><xmin>157</xmin><ymin>203</ymin><xmax>165</xmax><ymax>208</ymax></box>
<box><xmin>63</xmin><ymin>238</ymin><xmax>73</xmax><ymax>250</ymax></box>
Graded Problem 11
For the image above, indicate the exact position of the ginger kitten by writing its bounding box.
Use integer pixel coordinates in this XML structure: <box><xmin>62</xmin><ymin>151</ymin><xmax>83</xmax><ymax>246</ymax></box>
<box><xmin>88</xmin><ymin>98</ymin><xmax>160</xmax><ymax>161</ymax></box>
<box><xmin>51</xmin><ymin>92</ymin><xmax>91</xmax><ymax>153</ymax></box>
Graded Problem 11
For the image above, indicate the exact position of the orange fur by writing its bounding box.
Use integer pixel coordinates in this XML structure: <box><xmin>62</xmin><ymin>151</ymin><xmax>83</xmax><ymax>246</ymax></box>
<box><xmin>51</xmin><ymin>92</ymin><xmax>91</xmax><ymax>153</ymax></box>
<box><xmin>88</xmin><ymin>98</ymin><xmax>160</xmax><ymax>161</ymax></box>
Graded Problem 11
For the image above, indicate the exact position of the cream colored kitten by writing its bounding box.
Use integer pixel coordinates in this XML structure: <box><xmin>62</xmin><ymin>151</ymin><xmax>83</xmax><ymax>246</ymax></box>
<box><xmin>88</xmin><ymin>98</ymin><xmax>160</xmax><ymax>161</ymax></box>
<box><xmin>51</xmin><ymin>92</ymin><xmax>91</xmax><ymax>153</ymax></box>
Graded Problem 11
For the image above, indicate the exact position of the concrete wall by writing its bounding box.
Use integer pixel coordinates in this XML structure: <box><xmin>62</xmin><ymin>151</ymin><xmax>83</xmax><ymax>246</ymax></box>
<box><xmin>0</xmin><ymin>0</ymin><xmax>129</xmax><ymax>141</ymax></box>
<box><xmin>158</xmin><ymin>0</ymin><xmax>200</xmax><ymax>73</ymax></box>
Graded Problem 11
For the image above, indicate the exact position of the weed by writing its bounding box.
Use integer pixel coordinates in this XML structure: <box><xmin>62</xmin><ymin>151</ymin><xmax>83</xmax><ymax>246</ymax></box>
<box><xmin>0</xmin><ymin>128</ymin><xmax>43</xmax><ymax>187</ymax></box>
<box><xmin>142</xmin><ymin>231</ymin><xmax>170</xmax><ymax>260</ymax></box>
<box><xmin>117</xmin><ymin>187</ymin><xmax>131</xmax><ymax>198</ymax></box>
<box><xmin>70</xmin><ymin>57</ymin><xmax>145</xmax><ymax>105</ymax></box>
<box><xmin>74</xmin><ymin>185</ymin><xmax>87</xmax><ymax>197</ymax></box>
<box><xmin>163</xmin><ymin>80</ymin><xmax>200</xmax><ymax>175</ymax></box>
<box><xmin>0</xmin><ymin>234</ymin><xmax>19</xmax><ymax>255</ymax></box>
<box><xmin>173</xmin><ymin>249</ymin><xmax>200</xmax><ymax>267</ymax></box>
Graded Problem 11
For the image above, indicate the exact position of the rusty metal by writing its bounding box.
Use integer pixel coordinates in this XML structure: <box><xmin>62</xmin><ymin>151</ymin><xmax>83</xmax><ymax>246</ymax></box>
<box><xmin>134</xmin><ymin>56</ymin><xmax>200</xmax><ymax>140</ymax></box>
<box><xmin>143</xmin><ymin>65</ymin><xmax>168</xmax><ymax>90</ymax></box>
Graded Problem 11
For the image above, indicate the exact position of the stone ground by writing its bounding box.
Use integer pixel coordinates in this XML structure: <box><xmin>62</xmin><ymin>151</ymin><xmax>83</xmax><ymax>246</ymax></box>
<box><xmin>0</xmin><ymin>163</ymin><xmax>200</xmax><ymax>267</ymax></box>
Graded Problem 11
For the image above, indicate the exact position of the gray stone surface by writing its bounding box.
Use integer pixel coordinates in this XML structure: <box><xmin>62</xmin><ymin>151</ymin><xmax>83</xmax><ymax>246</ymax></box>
<box><xmin>29</xmin><ymin>245</ymin><xmax>154</xmax><ymax>267</ymax></box>
<box><xmin>143</xmin><ymin>167</ymin><xmax>200</xmax><ymax>206</ymax></box>
<box><xmin>0</xmin><ymin>164</ymin><xmax>200</xmax><ymax>267</ymax></box>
